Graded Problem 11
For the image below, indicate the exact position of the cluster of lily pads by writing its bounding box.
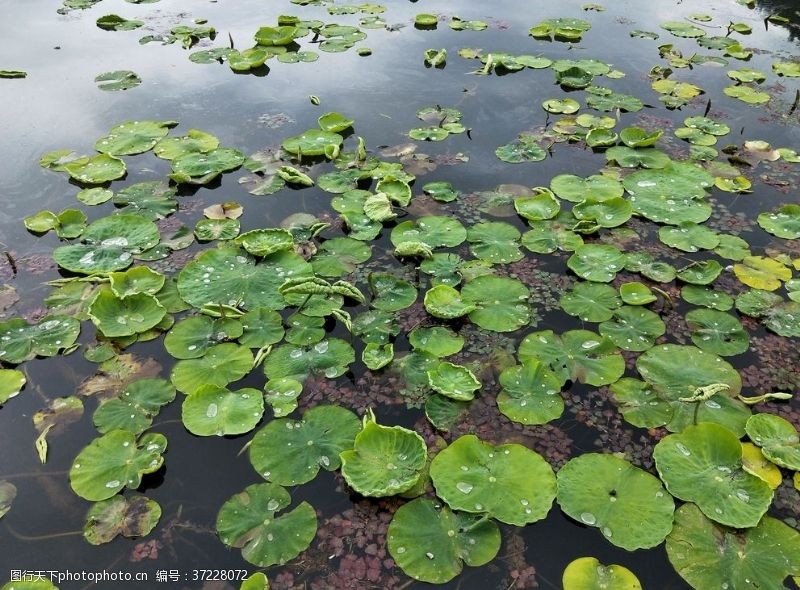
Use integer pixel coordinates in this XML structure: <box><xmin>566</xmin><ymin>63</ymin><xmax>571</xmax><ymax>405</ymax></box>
<box><xmin>4</xmin><ymin>2</ymin><xmax>800</xmax><ymax>590</ymax></box>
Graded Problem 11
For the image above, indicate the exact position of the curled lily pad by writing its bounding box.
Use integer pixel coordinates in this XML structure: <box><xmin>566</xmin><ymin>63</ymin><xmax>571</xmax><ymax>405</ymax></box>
<box><xmin>216</xmin><ymin>482</ymin><xmax>317</xmax><ymax>567</ymax></box>
<box><xmin>182</xmin><ymin>385</ymin><xmax>264</xmax><ymax>436</ymax></box>
<box><xmin>562</xmin><ymin>557</ymin><xmax>642</xmax><ymax>590</ymax></box>
<box><xmin>427</xmin><ymin>361</ymin><xmax>480</xmax><ymax>401</ymax></box>
<box><xmin>263</xmin><ymin>338</ymin><xmax>354</xmax><ymax>381</ymax></box>
<box><xmin>250</xmin><ymin>405</ymin><xmax>360</xmax><ymax>485</ymax></box>
<box><xmin>557</xmin><ymin>453</ymin><xmax>674</xmax><ymax>550</ymax></box>
<box><xmin>430</xmin><ymin>434</ymin><xmax>556</xmax><ymax>525</ymax></box>
<box><xmin>70</xmin><ymin>430</ymin><xmax>167</xmax><ymax>501</ymax></box>
<box><xmin>424</xmin><ymin>285</ymin><xmax>476</xmax><ymax>319</ymax></box>
<box><xmin>340</xmin><ymin>411</ymin><xmax>427</xmax><ymax>497</ymax></box>
<box><xmin>63</xmin><ymin>154</ymin><xmax>126</xmax><ymax>184</ymax></box>
<box><xmin>0</xmin><ymin>369</ymin><xmax>26</xmax><ymax>404</ymax></box>
<box><xmin>745</xmin><ymin>413</ymin><xmax>800</xmax><ymax>470</ymax></box>
<box><xmin>170</xmin><ymin>343</ymin><xmax>253</xmax><ymax>394</ymax></box>
<box><xmin>0</xmin><ymin>316</ymin><xmax>80</xmax><ymax>364</ymax></box>
<box><xmin>497</xmin><ymin>360</ymin><xmax>564</xmax><ymax>425</ymax></box>
<box><xmin>109</xmin><ymin>267</ymin><xmax>165</xmax><ymax>298</ymax></box>
<box><xmin>530</xmin><ymin>18</ymin><xmax>591</xmax><ymax>41</ymax></box>
<box><xmin>235</xmin><ymin>228</ymin><xmax>294</xmax><ymax>257</ymax></box>
<box><xmin>514</xmin><ymin>189</ymin><xmax>560</xmax><ymax>221</ymax></box>
<box><xmin>653</xmin><ymin>423</ymin><xmax>772</xmax><ymax>528</ymax></box>
<box><xmin>83</xmin><ymin>494</ymin><xmax>161</xmax><ymax>545</ymax></box>
<box><xmin>387</xmin><ymin>498</ymin><xmax>501</xmax><ymax>584</ymax></box>
<box><xmin>666</xmin><ymin>503</ymin><xmax>800</xmax><ymax>590</ymax></box>
<box><xmin>519</xmin><ymin>330</ymin><xmax>624</xmax><ymax>386</ymax></box>
<box><xmin>88</xmin><ymin>287</ymin><xmax>166</xmax><ymax>338</ymax></box>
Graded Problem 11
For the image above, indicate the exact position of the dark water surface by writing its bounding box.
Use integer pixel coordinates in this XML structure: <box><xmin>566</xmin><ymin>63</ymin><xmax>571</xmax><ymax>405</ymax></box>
<box><xmin>2</xmin><ymin>0</ymin><xmax>800</xmax><ymax>588</ymax></box>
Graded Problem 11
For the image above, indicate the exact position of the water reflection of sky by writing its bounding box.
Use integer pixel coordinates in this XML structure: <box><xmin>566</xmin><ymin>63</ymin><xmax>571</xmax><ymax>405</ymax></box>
<box><xmin>1</xmin><ymin>0</ymin><xmax>800</xmax><ymax>588</ymax></box>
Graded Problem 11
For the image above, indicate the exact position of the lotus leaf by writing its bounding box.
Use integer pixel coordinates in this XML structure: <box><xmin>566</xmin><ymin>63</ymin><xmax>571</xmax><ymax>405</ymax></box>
<box><xmin>745</xmin><ymin>413</ymin><xmax>800</xmax><ymax>470</ymax></box>
<box><xmin>519</xmin><ymin>329</ymin><xmax>624</xmax><ymax>386</ymax></box>
<box><xmin>83</xmin><ymin>494</ymin><xmax>161</xmax><ymax>545</ymax></box>
<box><xmin>529</xmin><ymin>18</ymin><xmax>591</xmax><ymax>41</ymax></box>
<box><xmin>461</xmin><ymin>275</ymin><xmax>530</xmax><ymax>332</ymax></box>
<box><xmin>63</xmin><ymin>154</ymin><xmax>126</xmax><ymax>184</ymax></box>
<box><xmin>88</xmin><ymin>287</ymin><xmax>165</xmax><ymax>338</ymax></box>
<box><xmin>666</xmin><ymin>503</ymin><xmax>800</xmax><ymax>589</ymax></box>
<box><xmin>391</xmin><ymin>216</ymin><xmax>466</xmax><ymax>249</ymax></box>
<box><xmin>426</xmin><ymin>361</ymin><xmax>480</xmax><ymax>401</ymax></box>
<box><xmin>262</xmin><ymin>338</ymin><xmax>353</xmax><ymax>381</ymax></box>
<box><xmin>497</xmin><ymin>360</ymin><xmax>564</xmax><ymax>425</ymax></box>
<box><xmin>367</xmin><ymin>273</ymin><xmax>416</xmax><ymax>311</ymax></box>
<box><xmin>254</xmin><ymin>26</ymin><xmax>299</xmax><ymax>46</ymax></box>
<box><xmin>606</xmin><ymin>146</ymin><xmax>670</xmax><ymax>168</ymax></box>
<box><xmin>408</xmin><ymin>327</ymin><xmax>463</xmax><ymax>357</ymax></box>
<box><xmin>182</xmin><ymin>385</ymin><xmax>264</xmax><ymax>436</ymax></box>
<box><xmin>95</xmin><ymin>120</ymin><xmax>175</xmax><ymax>156</ymax></box>
<box><xmin>216</xmin><ymin>482</ymin><xmax>316</xmax><ymax>566</ymax></box>
<box><xmin>430</xmin><ymin>434</ymin><xmax>556</xmax><ymax>525</ymax></box>
<box><xmin>567</xmin><ymin>244</ymin><xmax>625</xmax><ymax>282</ymax></box>
<box><xmin>619</xmin><ymin>282</ymin><xmax>656</xmax><ymax>305</ymax></box>
<box><xmin>387</xmin><ymin>498</ymin><xmax>501</xmax><ymax>584</ymax></box>
<box><xmin>154</xmin><ymin>129</ymin><xmax>219</xmax><ymax>160</ymax></box>
<box><xmin>0</xmin><ymin>316</ymin><xmax>80</xmax><ymax>364</ymax></box>
<box><xmin>423</xmin><ymin>285</ymin><xmax>476</xmax><ymax>319</ymax></box>
<box><xmin>585</xmin><ymin>88</ymin><xmax>643</xmax><ymax>112</ymax></box>
<box><xmin>685</xmin><ymin>309</ymin><xmax>749</xmax><ymax>356</ymax></box>
<box><xmin>514</xmin><ymin>189</ymin><xmax>560</xmax><ymax>221</ymax></box>
<box><xmin>170</xmin><ymin>343</ymin><xmax>253</xmax><ymax>394</ymax></box>
<box><xmin>340</xmin><ymin>412</ymin><xmax>427</xmax><ymax>497</ymax></box>
<box><xmin>170</xmin><ymin>148</ymin><xmax>245</xmax><ymax>184</ymax></box>
<box><xmin>557</xmin><ymin>453</ymin><xmax>674</xmax><ymax>550</ymax></box>
<box><xmin>495</xmin><ymin>139</ymin><xmax>547</xmax><ymax>163</ymax></box>
<box><xmin>70</xmin><ymin>430</ymin><xmax>167</xmax><ymax>501</ymax></box>
<box><xmin>661</xmin><ymin>21</ymin><xmax>706</xmax><ymax>38</ymax></box>
<box><xmin>734</xmin><ymin>256</ymin><xmax>791</xmax><ymax>291</ymax></box>
<box><xmin>0</xmin><ymin>369</ymin><xmax>25</xmax><ymax>405</ymax></box>
<box><xmin>654</xmin><ymin>423</ymin><xmax>772</xmax><ymax>527</ymax></box>
<box><xmin>466</xmin><ymin>221</ymin><xmax>522</xmax><ymax>264</ymax></box>
<box><xmin>551</xmin><ymin>174</ymin><xmax>623</xmax><ymax>203</ymax></box>
<box><xmin>599</xmin><ymin>306</ymin><xmax>665</xmax><ymax>351</ymax></box>
<box><xmin>93</xmin><ymin>378</ymin><xmax>175</xmax><ymax>434</ymax></box>
<box><xmin>562</xmin><ymin>557</ymin><xmax>642</xmax><ymax>590</ymax></box>
<box><xmin>724</xmin><ymin>85</ymin><xmax>771</xmax><ymax>104</ymax></box>
<box><xmin>522</xmin><ymin>220</ymin><xmax>584</xmax><ymax>254</ymax></box>
<box><xmin>96</xmin><ymin>14</ymin><xmax>144</xmax><ymax>31</ymax></box>
<box><xmin>560</xmin><ymin>282</ymin><xmax>621</xmax><ymax>322</ymax></box>
<box><xmin>250</xmin><ymin>405</ymin><xmax>360</xmax><ymax>485</ymax></box>
<box><xmin>757</xmin><ymin>204</ymin><xmax>800</xmax><ymax>239</ymax></box>
<box><xmin>318</xmin><ymin>112</ymin><xmax>354</xmax><ymax>133</ymax></box>
<box><xmin>109</xmin><ymin>266</ymin><xmax>165</xmax><ymax>299</ymax></box>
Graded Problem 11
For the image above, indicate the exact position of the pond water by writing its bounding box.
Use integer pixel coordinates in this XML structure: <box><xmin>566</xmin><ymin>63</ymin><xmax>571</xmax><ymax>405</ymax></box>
<box><xmin>1</xmin><ymin>0</ymin><xmax>800</xmax><ymax>588</ymax></box>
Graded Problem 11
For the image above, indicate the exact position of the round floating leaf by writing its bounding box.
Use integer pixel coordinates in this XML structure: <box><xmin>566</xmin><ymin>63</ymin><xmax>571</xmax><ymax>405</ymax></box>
<box><xmin>543</xmin><ymin>98</ymin><xmax>580</xmax><ymax>114</ymax></box>
<box><xmin>250</xmin><ymin>405</ymin><xmax>360</xmax><ymax>485</ymax></box>
<box><xmin>83</xmin><ymin>494</ymin><xmax>161</xmax><ymax>545</ymax></box>
<box><xmin>340</xmin><ymin>412</ymin><xmax>427</xmax><ymax>497</ymax></box>
<box><xmin>182</xmin><ymin>385</ymin><xmax>263</xmax><ymax>436</ymax></box>
<box><xmin>234</xmin><ymin>229</ymin><xmax>294</xmax><ymax>257</ymax></box>
<box><xmin>109</xmin><ymin>266</ymin><xmax>165</xmax><ymax>298</ymax></box>
<box><xmin>95</xmin><ymin>70</ymin><xmax>142</xmax><ymax>91</ymax></box>
<box><xmin>519</xmin><ymin>329</ymin><xmax>624</xmax><ymax>386</ymax></box>
<box><xmin>653</xmin><ymin>423</ymin><xmax>772</xmax><ymax>528</ymax></box>
<box><xmin>619</xmin><ymin>282</ymin><xmax>656</xmax><ymax>305</ymax></box>
<box><xmin>681</xmin><ymin>285</ymin><xmax>734</xmax><ymax>311</ymax></box>
<box><xmin>170</xmin><ymin>148</ymin><xmax>245</xmax><ymax>184</ymax></box>
<box><xmin>369</xmin><ymin>273</ymin><xmax>417</xmax><ymax>311</ymax></box>
<box><xmin>254</xmin><ymin>25</ymin><xmax>299</xmax><ymax>46</ymax></box>
<box><xmin>745</xmin><ymin>413</ymin><xmax>800</xmax><ymax>470</ymax></box>
<box><xmin>658</xmin><ymin>223</ymin><xmax>719</xmax><ymax>252</ymax></box>
<box><xmin>0</xmin><ymin>369</ymin><xmax>26</xmax><ymax>404</ymax></box>
<box><xmin>409</xmin><ymin>326</ymin><xmax>463</xmax><ymax>357</ymax></box>
<box><xmin>170</xmin><ymin>343</ymin><xmax>254</xmax><ymax>394</ymax></box>
<box><xmin>216</xmin><ymin>482</ymin><xmax>317</xmax><ymax>567</ymax></box>
<box><xmin>391</xmin><ymin>216</ymin><xmax>467</xmax><ymax>249</ymax></box>
<box><xmin>557</xmin><ymin>453</ymin><xmax>674</xmax><ymax>550</ymax></box>
<box><xmin>606</xmin><ymin>146</ymin><xmax>670</xmax><ymax>169</ymax></box>
<box><xmin>685</xmin><ymin>309</ymin><xmax>749</xmax><ymax>356</ymax></box>
<box><xmin>497</xmin><ymin>360</ymin><xmax>564</xmax><ymax>425</ymax></box>
<box><xmin>562</xmin><ymin>557</ymin><xmax>642</xmax><ymax>590</ymax></box>
<box><xmin>430</xmin><ymin>434</ymin><xmax>556</xmax><ymax>526</ymax></box>
<box><xmin>427</xmin><ymin>361</ymin><xmax>480</xmax><ymax>401</ymax></box>
<box><xmin>154</xmin><ymin>129</ymin><xmax>219</xmax><ymax>160</ymax></box>
<box><xmin>282</xmin><ymin>129</ymin><xmax>343</xmax><ymax>157</ymax></box>
<box><xmin>724</xmin><ymin>85</ymin><xmax>770</xmax><ymax>104</ymax></box>
<box><xmin>70</xmin><ymin>430</ymin><xmax>167</xmax><ymax>501</ymax></box>
<box><xmin>96</xmin><ymin>14</ymin><xmax>143</xmax><ymax>30</ymax></box>
<box><xmin>64</xmin><ymin>154</ymin><xmax>126</xmax><ymax>184</ymax></box>
<box><xmin>93</xmin><ymin>378</ymin><xmax>175</xmax><ymax>434</ymax></box>
<box><xmin>0</xmin><ymin>316</ymin><xmax>80</xmax><ymax>364</ymax></box>
<box><xmin>677</xmin><ymin>260</ymin><xmax>723</xmax><ymax>285</ymax></box>
<box><xmin>53</xmin><ymin>214</ymin><xmax>159</xmax><ymax>274</ymax></box>
<box><xmin>567</xmin><ymin>244</ymin><xmax>625</xmax><ymax>282</ymax></box>
<box><xmin>734</xmin><ymin>256</ymin><xmax>791</xmax><ymax>291</ymax></box>
<box><xmin>95</xmin><ymin>120</ymin><xmax>175</xmax><ymax>156</ymax></box>
<box><xmin>637</xmin><ymin>344</ymin><xmax>741</xmax><ymax>398</ymax></box>
<box><xmin>560</xmin><ymin>282</ymin><xmax>621</xmax><ymax>322</ymax></box>
<box><xmin>424</xmin><ymin>285</ymin><xmax>476</xmax><ymax>319</ymax></box>
<box><xmin>263</xmin><ymin>338</ymin><xmax>354</xmax><ymax>381</ymax></box>
<box><xmin>495</xmin><ymin>140</ymin><xmax>547</xmax><ymax>163</ymax></box>
<box><xmin>466</xmin><ymin>222</ymin><xmax>522</xmax><ymax>264</ymax></box>
<box><xmin>573</xmin><ymin>197</ymin><xmax>632</xmax><ymax>228</ymax></box>
<box><xmin>239</xmin><ymin>308</ymin><xmax>284</xmax><ymax>349</ymax></box>
<box><xmin>666</xmin><ymin>503</ymin><xmax>800</xmax><ymax>590</ymax></box>
<box><xmin>599</xmin><ymin>306</ymin><xmax>665</xmax><ymax>351</ymax></box>
<box><xmin>741</xmin><ymin>442</ymin><xmax>782</xmax><ymax>490</ymax></box>
<box><xmin>514</xmin><ymin>189</ymin><xmax>560</xmax><ymax>221</ymax></box>
<box><xmin>88</xmin><ymin>287</ymin><xmax>166</xmax><ymax>338</ymax></box>
<box><xmin>620</xmin><ymin>127</ymin><xmax>663</xmax><ymax>148</ymax></box>
<box><xmin>461</xmin><ymin>275</ymin><xmax>530</xmax><ymax>332</ymax></box>
<box><xmin>387</xmin><ymin>498</ymin><xmax>501</xmax><ymax>584</ymax></box>
<box><xmin>551</xmin><ymin>174</ymin><xmax>623</xmax><ymax>203</ymax></box>
<box><xmin>312</xmin><ymin>237</ymin><xmax>371</xmax><ymax>277</ymax></box>
<box><xmin>178</xmin><ymin>247</ymin><xmax>311</xmax><ymax>310</ymax></box>
<box><xmin>164</xmin><ymin>316</ymin><xmax>243</xmax><ymax>359</ymax></box>
<box><xmin>758</xmin><ymin>204</ymin><xmax>800</xmax><ymax>239</ymax></box>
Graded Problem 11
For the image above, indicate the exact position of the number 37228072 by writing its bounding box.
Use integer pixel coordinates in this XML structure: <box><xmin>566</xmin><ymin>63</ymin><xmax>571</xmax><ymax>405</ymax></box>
<box><xmin>192</xmin><ymin>570</ymin><xmax>248</xmax><ymax>581</ymax></box>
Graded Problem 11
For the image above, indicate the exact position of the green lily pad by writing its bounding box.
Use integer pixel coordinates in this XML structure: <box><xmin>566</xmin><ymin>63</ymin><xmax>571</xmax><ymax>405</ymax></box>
<box><xmin>658</xmin><ymin>223</ymin><xmax>719</xmax><ymax>252</ymax></box>
<box><xmin>653</xmin><ymin>422</ymin><xmax>772</xmax><ymax>528</ymax></box>
<box><xmin>95</xmin><ymin>70</ymin><xmax>142</xmax><ymax>91</ymax></box>
<box><xmin>562</xmin><ymin>557</ymin><xmax>642</xmax><ymax>590</ymax></box>
<box><xmin>497</xmin><ymin>360</ymin><xmax>564</xmax><ymax>425</ymax></box>
<box><xmin>70</xmin><ymin>430</ymin><xmax>167</xmax><ymax>501</ymax></box>
<box><xmin>724</xmin><ymin>85</ymin><xmax>771</xmax><ymax>104</ymax></box>
<box><xmin>430</xmin><ymin>434</ymin><xmax>556</xmax><ymax>525</ymax></box>
<box><xmin>170</xmin><ymin>343</ymin><xmax>253</xmax><ymax>394</ymax></box>
<box><xmin>216</xmin><ymin>482</ymin><xmax>317</xmax><ymax>567</ymax></box>
<box><xmin>619</xmin><ymin>282</ymin><xmax>656</xmax><ymax>305</ymax></box>
<box><xmin>312</xmin><ymin>237</ymin><xmax>371</xmax><ymax>277</ymax></box>
<box><xmin>661</xmin><ymin>21</ymin><xmax>706</xmax><ymax>38</ymax></box>
<box><xmin>0</xmin><ymin>315</ymin><xmax>80</xmax><ymax>364</ymax></box>
<box><xmin>514</xmin><ymin>189</ymin><xmax>560</xmax><ymax>221</ymax></box>
<box><xmin>519</xmin><ymin>329</ymin><xmax>625</xmax><ymax>386</ymax></box>
<box><xmin>409</xmin><ymin>327</ymin><xmax>463</xmax><ymax>357</ymax></box>
<box><xmin>682</xmin><ymin>286</ymin><xmax>733</xmax><ymax>311</ymax></box>
<box><xmin>282</xmin><ymin>129</ymin><xmax>343</xmax><ymax>157</ymax></box>
<box><xmin>757</xmin><ymin>204</ymin><xmax>800</xmax><ymax>239</ymax></box>
<box><xmin>637</xmin><ymin>344</ymin><xmax>741</xmax><ymax>398</ymax></box>
<box><xmin>461</xmin><ymin>275</ymin><xmax>530</xmax><ymax>332</ymax></box>
<box><xmin>170</xmin><ymin>148</ymin><xmax>245</xmax><ymax>184</ymax></box>
<box><xmin>620</xmin><ymin>127</ymin><xmax>663</xmax><ymax>148</ymax></box>
<box><xmin>466</xmin><ymin>222</ymin><xmax>522</xmax><ymax>264</ymax></box>
<box><xmin>182</xmin><ymin>385</ymin><xmax>264</xmax><ymax>436</ymax></box>
<box><xmin>677</xmin><ymin>260</ymin><xmax>723</xmax><ymax>285</ymax></box>
<box><xmin>667</xmin><ymin>503</ymin><xmax>800</xmax><ymax>590</ymax></box>
<box><xmin>424</xmin><ymin>285</ymin><xmax>476</xmax><ymax>319</ymax></box>
<box><xmin>369</xmin><ymin>273</ymin><xmax>417</xmax><ymax>311</ymax></box>
<box><xmin>606</xmin><ymin>146</ymin><xmax>670</xmax><ymax>169</ymax></box>
<box><xmin>567</xmin><ymin>244</ymin><xmax>625</xmax><ymax>282</ymax></box>
<box><xmin>745</xmin><ymin>413</ymin><xmax>800</xmax><ymax>470</ymax></box>
<box><xmin>551</xmin><ymin>174</ymin><xmax>624</xmax><ymax>203</ymax></box>
<box><xmin>573</xmin><ymin>197</ymin><xmax>632</xmax><ymax>228</ymax></box>
<box><xmin>387</xmin><ymin>498</ymin><xmax>501</xmax><ymax>584</ymax></box>
<box><xmin>93</xmin><ymin>378</ymin><xmax>175</xmax><ymax>434</ymax></box>
<box><xmin>88</xmin><ymin>287</ymin><xmax>166</xmax><ymax>338</ymax></box>
<box><xmin>250</xmin><ymin>405</ymin><xmax>360</xmax><ymax>485</ymax></box>
<box><xmin>685</xmin><ymin>309</ymin><xmax>749</xmax><ymax>356</ymax></box>
<box><xmin>262</xmin><ymin>338</ymin><xmax>354</xmax><ymax>381</ymax></box>
<box><xmin>495</xmin><ymin>139</ymin><xmax>547</xmax><ymax>163</ymax></box>
<box><xmin>560</xmin><ymin>282</ymin><xmax>621</xmax><ymax>322</ymax></box>
<box><xmin>109</xmin><ymin>267</ymin><xmax>165</xmax><ymax>299</ymax></box>
<box><xmin>64</xmin><ymin>153</ymin><xmax>126</xmax><ymax>184</ymax></box>
<box><xmin>0</xmin><ymin>369</ymin><xmax>26</xmax><ymax>404</ymax></box>
<box><xmin>599</xmin><ymin>306</ymin><xmax>666</xmax><ymax>351</ymax></box>
<box><xmin>96</xmin><ymin>14</ymin><xmax>144</xmax><ymax>31</ymax></box>
<box><xmin>391</xmin><ymin>216</ymin><xmax>466</xmax><ymax>249</ymax></box>
<box><xmin>557</xmin><ymin>453</ymin><xmax>674</xmax><ymax>550</ymax></box>
<box><xmin>154</xmin><ymin>129</ymin><xmax>219</xmax><ymax>160</ymax></box>
<box><xmin>95</xmin><ymin>120</ymin><xmax>175</xmax><ymax>156</ymax></box>
<box><xmin>340</xmin><ymin>411</ymin><xmax>427</xmax><ymax>497</ymax></box>
<box><xmin>530</xmin><ymin>18</ymin><xmax>591</xmax><ymax>41</ymax></box>
<box><xmin>427</xmin><ymin>361</ymin><xmax>480</xmax><ymax>401</ymax></box>
<box><xmin>83</xmin><ymin>494</ymin><xmax>161</xmax><ymax>545</ymax></box>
